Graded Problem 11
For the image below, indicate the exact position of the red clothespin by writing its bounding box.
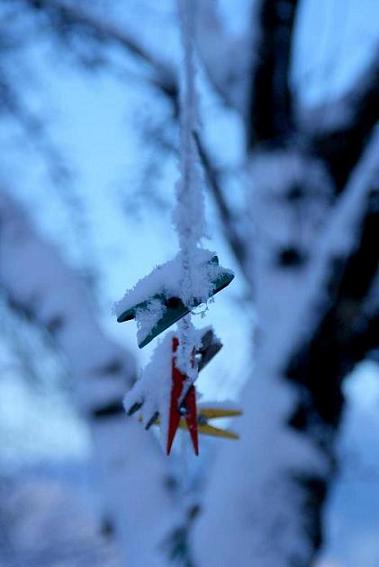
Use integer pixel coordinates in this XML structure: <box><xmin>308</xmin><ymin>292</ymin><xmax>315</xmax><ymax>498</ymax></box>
<box><xmin>167</xmin><ymin>336</ymin><xmax>199</xmax><ymax>456</ymax></box>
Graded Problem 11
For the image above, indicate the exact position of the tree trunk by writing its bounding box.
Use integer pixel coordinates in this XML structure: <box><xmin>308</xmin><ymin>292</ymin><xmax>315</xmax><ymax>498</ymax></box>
<box><xmin>192</xmin><ymin>110</ymin><xmax>379</xmax><ymax>567</ymax></box>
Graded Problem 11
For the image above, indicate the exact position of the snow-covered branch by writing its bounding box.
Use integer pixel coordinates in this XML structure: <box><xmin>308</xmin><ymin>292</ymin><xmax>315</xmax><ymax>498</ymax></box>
<box><xmin>0</xmin><ymin>190</ymin><xmax>180</xmax><ymax>566</ymax></box>
<box><xmin>286</xmin><ymin>129</ymin><xmax>379</xmax><ymax>424</ymax></box>
<box><xmin>302</xmin><ymin>45</ymin><xmax>379</xmax><ymax>191</ymax></box>
<box><xmin>193</xmin><ymin>0</ymin><xmax>255</xmax><ymax>113</ymax></box>
<box><xmin>192</xmin><ymin>127</ymin><xmax>379</xmax><ymax>567</ymax></box>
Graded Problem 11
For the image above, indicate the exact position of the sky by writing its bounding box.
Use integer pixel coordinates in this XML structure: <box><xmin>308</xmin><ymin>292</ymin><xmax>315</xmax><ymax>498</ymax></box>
<box><xmin>0</xmin><ymin>1</ymin><xmax>379</xmax><ymax>565</ymax></box>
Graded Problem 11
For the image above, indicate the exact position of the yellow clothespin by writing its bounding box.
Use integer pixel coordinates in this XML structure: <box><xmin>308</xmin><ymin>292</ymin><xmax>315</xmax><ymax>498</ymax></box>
<box><xmin>195</xmin><ymin>406</ymin><xmax>242</xmax><ymax>440</ymax></box>
<box><xmin>141</xmin><ymin>405</ymin><xmax>242</xmax><ymax>441</ymax></box>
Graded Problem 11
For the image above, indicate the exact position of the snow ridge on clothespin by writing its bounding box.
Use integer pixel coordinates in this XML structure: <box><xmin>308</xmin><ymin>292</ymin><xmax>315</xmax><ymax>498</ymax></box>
<box><xmin>115</xmin><ymin>251</ymin><xmax>234</xmax><ymax>348</ymax></box>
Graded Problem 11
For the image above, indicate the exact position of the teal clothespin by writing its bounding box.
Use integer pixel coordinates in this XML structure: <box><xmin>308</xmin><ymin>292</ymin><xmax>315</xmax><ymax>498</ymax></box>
<box><xmin>117</xmin><ymin>256</ymin><xmax>234</xmax><ymax>348</ymax></box>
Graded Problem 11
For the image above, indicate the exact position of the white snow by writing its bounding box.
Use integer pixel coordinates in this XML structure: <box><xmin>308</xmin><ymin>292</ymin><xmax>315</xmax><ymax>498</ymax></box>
<box><xmin>194</xmin><ymin>0</ymin><xmax>257</xmax><ymax>113</ymax></box>
<box><xmin>124</xmin><ymin>326</ymin><xmax>218</xmax><ymax>447</ymax></box>
<box><xmin>173</xmin><ymin>0</ymin><xmax>213</xmax><ymax>376</ymax></box>
<box><xmin>192</xmin><ymin>127</ymin><xmax>379</xmax><ymax>567</ymax></box>
<box><xmin>124</xmin><ymin>331</ymin><xmax>174</xmax><ymax>447</ymax></box>
<box><xmin>135</xmin><ymin>298</ymin><xmax>167</xmax><ymax>345</ymax></box>
<box><xmin>114</xmin><ymin>249</ymin><xmax>215</xmax><ymax>315</ymax></box>
<box><xmin>175</xmin><ymin>315</ymin><xmax>199</xmax><ymax>381</ymax></box>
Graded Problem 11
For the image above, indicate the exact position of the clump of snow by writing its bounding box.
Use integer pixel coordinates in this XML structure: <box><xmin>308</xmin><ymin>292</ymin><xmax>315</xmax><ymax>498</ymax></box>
<box><xmin>174</xmin><ymin>0</ymin><xmax>206</xmax><ymax>274</ymax></box>
<box><xmin>175</xmin><ymin>315</ymin><xmax>200</xmax><ymax>383</ymax></box>
<box><xmin>124</xmin><ymin>332</ymin><xmax>174</xmax><ymax>448</ymax></box>
<box><xmin>123</xmin><ymin>326</ymin><xmax>218</xmax><ymax>449</ymax></box>
<box><xmin>135</xmin><ymin>299</ymin><xmax>166</xmax><ymax>346</ymax></box>
<box><xmin>174</xmin><ymin>0</ymin><xmax>212</xmax><ymax>376</ymax></box>
<box><xmin>114</xmin><ymin>249</ymin><xmax>227</xmax><ymax>318</ymax></box>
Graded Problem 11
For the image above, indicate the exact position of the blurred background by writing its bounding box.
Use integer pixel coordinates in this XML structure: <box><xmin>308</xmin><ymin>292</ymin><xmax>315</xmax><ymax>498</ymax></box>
<box><xmin>0</xmin><ymin>1</ymin><xmax>378</xmax><ymax>565</ymax></box>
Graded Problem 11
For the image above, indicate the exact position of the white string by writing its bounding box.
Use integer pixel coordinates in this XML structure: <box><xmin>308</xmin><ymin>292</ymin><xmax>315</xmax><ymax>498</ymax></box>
<box><xmin>174</xmin><ymin>0</ymin><xmax>206</xmax><ymax>382</ymax></box>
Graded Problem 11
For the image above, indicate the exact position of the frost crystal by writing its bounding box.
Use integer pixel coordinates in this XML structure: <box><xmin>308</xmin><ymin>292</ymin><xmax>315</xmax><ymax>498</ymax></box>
<box><xmin>135</xmin><ymin>299</ymin><xmax>166</xmax><ymax>346</ymax></box>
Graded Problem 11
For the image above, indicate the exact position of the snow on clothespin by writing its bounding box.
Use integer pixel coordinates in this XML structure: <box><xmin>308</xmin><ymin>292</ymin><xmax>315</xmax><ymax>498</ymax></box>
<box><xmin>114</xmin><ymin>251</ymin><xmax>234</xmax><ymax>348</ymax></box>
<box><xmin>123</xmin><ymin>332</ymin><xmax>173</xmax><ymax>441</ymax></box>
<box><xmin>123</xmin><ymin>327</ymin><xmax>224</xmax><ymax>453</ymax></box>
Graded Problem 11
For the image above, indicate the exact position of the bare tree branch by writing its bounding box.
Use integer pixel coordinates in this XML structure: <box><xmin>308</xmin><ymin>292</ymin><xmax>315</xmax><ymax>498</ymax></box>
<box><xmin>247</xmin><ymin>0</ymin><xmax>299</xmax><ymax>148</ymax></box>
<box><xmin>347</xmin><ymin>309</ymin><xmax>379</xmax><ymax>365</ymax></box>
<box><xmin>27</xmin><ymin>0</ymin><xmax>178</xmax><ymax>102</ymax></box>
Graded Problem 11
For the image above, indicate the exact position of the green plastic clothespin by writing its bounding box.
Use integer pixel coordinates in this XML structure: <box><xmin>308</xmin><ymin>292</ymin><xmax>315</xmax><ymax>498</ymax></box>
<box><xmin>117</xmin><ymin>256</ymin><xmax>234</xmax><ymax>348</ymax></box>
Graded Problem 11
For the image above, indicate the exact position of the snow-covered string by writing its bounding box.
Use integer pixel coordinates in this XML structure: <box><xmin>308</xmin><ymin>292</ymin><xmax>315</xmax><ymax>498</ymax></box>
<box><xmin>174</xmin><ymin>0</ymin><xmax>207</xmax><ymax>380</ymax></box>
